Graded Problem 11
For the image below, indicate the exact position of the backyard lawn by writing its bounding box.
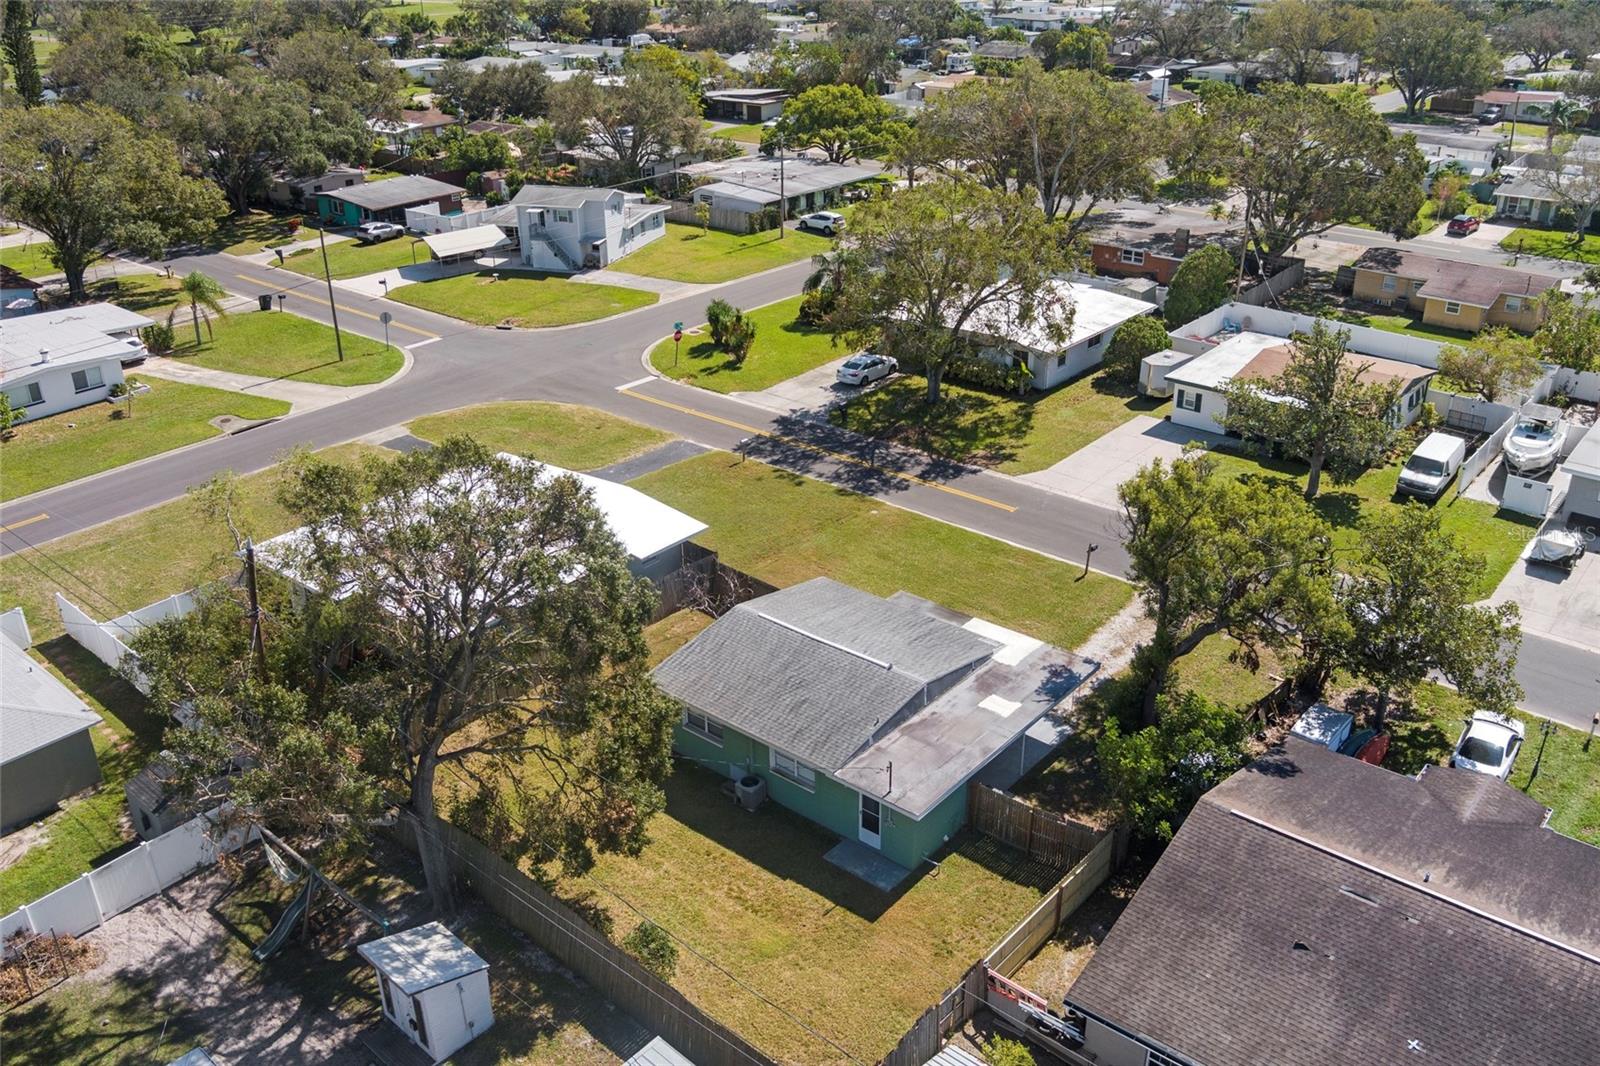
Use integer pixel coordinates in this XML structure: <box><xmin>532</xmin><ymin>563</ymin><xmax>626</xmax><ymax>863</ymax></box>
<box><xmin>275</xmin><ymin>235</ymin><xmax>429</xmax><ymax>280</ymax></box>
<box><xmin>212</xmin><ymin>210</ymin><xmax>324</xmax><ymax>256</ymax></box>
<box><xmin>831</xmin><ymin>370</ymin><xmax>1170</xmax><ymax>474</ymax></box>
<box><xmin>408</xmin><ymin>401</ymin><xmax>673</xmax><ymax>470</ymax></box>
<box><xmin>1498</xmin><ymin>226</ymin><xmax>1600</xmax><ymax>264</ymax></box>
<box><xmin>167</xmin><ymin>310</ymin><xmax>404</xmax><ymax>386</ymax></box>
<box><xmin>0</xmin><ymin>240</ymin><xmax>59</xmax><ymax>279</ymax></box>
<box><xmin>389</xmin><ymin>271</ymin><xmax>657</xmax><ymax>327</ymax></box>
<box><xmin>1205</xmin><ymin>447</ymin><xmax>1537</xmax><ymax>598</ymax></box>
<box><xmin>611</xmin><ymin>223</ymin><xmax>832</xmax><ymax>283</ymax></box>
<box><xmin>630</xmin><ymin>451</ymin><xmax>1133</xmax><ymax>651</ymax></box>
<box><xmin>714</xmin><ymin>121</ymin><xmax>768</xmax><ymax>143</ymax></box>
<box><xmin>648</xmin><ymin>294</ymin><xmax>847</xmax><ymax>392</ymax></box>
<box><xmin>0</xmin><ymin>376</ymin><xmax>290</xmax><ymax>502</ymax></box>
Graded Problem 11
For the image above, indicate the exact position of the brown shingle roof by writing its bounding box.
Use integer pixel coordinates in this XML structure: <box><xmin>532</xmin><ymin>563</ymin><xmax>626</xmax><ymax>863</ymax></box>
<box><xmin>1066</xmin><ymin>740</ymin><xmax>1600</xmax><ymax>1066</ymax></box>
<box><xmin>1239</xmin><ymin>343</ymin><xmax>1435</xmax><ymax>390</ymax></box>
<box><xmin>1353</xmin><ymin>248</ymin><xmax>1557</xmax><ymax>308</ymax></box>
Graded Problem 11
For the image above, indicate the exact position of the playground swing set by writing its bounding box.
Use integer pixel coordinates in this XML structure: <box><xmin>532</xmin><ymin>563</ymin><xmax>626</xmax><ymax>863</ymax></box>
<box><xmin>249</xmin><ymin>826</ymin><xmax>391</xmax><ymax>962</ymax></box>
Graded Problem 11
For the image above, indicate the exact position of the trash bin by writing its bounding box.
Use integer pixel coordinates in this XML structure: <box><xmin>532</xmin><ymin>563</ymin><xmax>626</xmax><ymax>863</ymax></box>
<box><xmin>257</xmin><ymin>294</ymin><xmax>272</xmax><ymax>311</ymax></box>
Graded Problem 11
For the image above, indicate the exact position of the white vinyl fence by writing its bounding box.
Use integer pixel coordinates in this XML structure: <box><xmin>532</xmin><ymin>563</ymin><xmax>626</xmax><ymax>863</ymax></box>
<box><xmin>55</xmin><ymin>590</ymin><xmax>198</xmax><ymax>696</ymax></box>
<box><xmin>1</xmin><ymin>807</ymin><xmax>255</xmax><ymax>955</ymax></box>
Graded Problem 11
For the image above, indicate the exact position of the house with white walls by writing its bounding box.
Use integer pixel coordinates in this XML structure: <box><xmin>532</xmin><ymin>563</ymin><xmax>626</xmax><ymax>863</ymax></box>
<box><xmin>0</xmin><ymin>305</ymin><xmax>152</xmax><ymax>421</ymax></box>
<box><xmin>951</xmin><ymin>280</ymin><xmax>1159</xmax><ymax>392</ymax></box>
<box><xmin>408</xmin><ymin>184</ymin><xmax>668</xmax><ymax>272</ymax></box>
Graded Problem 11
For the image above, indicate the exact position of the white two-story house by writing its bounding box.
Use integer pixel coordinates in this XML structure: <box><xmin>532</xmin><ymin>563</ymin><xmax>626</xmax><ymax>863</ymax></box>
<box><xmin>507</xmin><ymin>185</ymin><xmax>669</xmax><ymax>272</ymax></box>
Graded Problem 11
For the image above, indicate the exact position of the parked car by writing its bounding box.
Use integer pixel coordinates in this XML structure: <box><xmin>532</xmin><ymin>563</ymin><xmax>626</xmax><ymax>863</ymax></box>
<box><xmin>1449</xmin><ymin>712</ymin><xmax>1525</xmax><ymax>780</ymax></box>
<box><xmin>356</xmin><ymin>221</ymin><xmax>404</xmax><ymax>244</ymax></box>
<box><xmin>1447</xmin><ymin>214</ymin><xmax>1481</xmax><ymax>236</ymax></box>
<box><xmin>1529</xmin><ymin>527</ymin><xmax>1586</xmax><ymax>572</ymax></box>
<box><xmin>1478</xmin><ymin>105</ymin><xmax>1504</xmax><ymax>125</ymax></box>
<box><xmin>798</xmin><ymin>211</ymin><xmax>845</xmax><ymax>236</ymax></box>
<box><xmin>835</xmin><ymin>352</ymin><xmax>897</xmax><ymax>386</ymax></box>
<box><xmin>1396</xmin><ymin>431</ymin><xmax>1467</xmax><ymax>499</ymax></box>
<box><xmin>1502</xmin><ymin>404</ymin><xmax>1569</xmax><ymax>475</ymax></box>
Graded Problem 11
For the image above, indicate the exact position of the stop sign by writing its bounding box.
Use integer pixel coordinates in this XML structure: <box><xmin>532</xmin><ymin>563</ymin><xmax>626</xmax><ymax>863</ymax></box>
<box><xmin>674</xmin><ymin>329</ymin><xmax>683</xmax><ymax>342</ymax></box>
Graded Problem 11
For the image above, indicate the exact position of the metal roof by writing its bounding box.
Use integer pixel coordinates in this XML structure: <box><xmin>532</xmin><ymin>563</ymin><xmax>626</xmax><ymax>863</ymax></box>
<box><xmin>0</xmin><ymin>632</ymin><xmax>101</xmax><ymax>764</ymax></box>
<box><xmin>624</xmin><ymin>1037</ymin><xmax>696</xmax><ymax>1066</ymax></box>
<box><xmin>510</xmin><ymin>184</ymin><xmax>621</xmax><ymax>208</ymax></box>
<box><xmin>422</xmin><ymin>224</ymin><xmax>514</xmax><ymax>259</ymax></box>
<box><xmin>321</xmin><ymin>175</ymin><xmax>463</xmax><ymax>211</ymax></box>
<box><xmin>358</xmin><ymin>922</ymin><xmax>488</xmax><ymax>994</ymax></box>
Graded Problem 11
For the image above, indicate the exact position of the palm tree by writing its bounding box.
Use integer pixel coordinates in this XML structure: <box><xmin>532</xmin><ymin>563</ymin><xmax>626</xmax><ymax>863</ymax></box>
<box><xmin>802</xmin><ymin>248</ymin><xmax>854</xmax><ymax>298</ymax></box>
<box><xmin>1544</xmin><ymin>99</ymin><xmax>1589</xmax><ymax>149</ymax></box>
<box><xmin>171</xmin><ymin>271</ymin><xmax>228</xmax><ymax>347</ymax></box>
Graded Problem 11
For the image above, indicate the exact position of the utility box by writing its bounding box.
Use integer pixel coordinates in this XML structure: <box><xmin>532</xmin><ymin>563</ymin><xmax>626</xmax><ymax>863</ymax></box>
<box><xmin>359</xmin><ymin>922</ymin><xmax>493</xmax><ymax>1064</ymax></box>
<box><xmin>1290</xmin><ymin>704</ymin><xmax>1355</xmax><ymax>753</ymax></box>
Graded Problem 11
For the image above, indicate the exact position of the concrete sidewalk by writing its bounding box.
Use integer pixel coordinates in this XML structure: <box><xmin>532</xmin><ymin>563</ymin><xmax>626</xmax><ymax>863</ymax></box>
<box><xmin>137</xmin><ymin>351</ymin><xmax>406</xmax><ymax>414</ymax></box>
<box><xmin>573</xmin><ymin>268</ymin><xmax>716</xmax><ymax>300</ymax></box>
<box><xmin>335</xmin><ymin>254</ymin><xmax>513</xmax><ymax>298</ymax></box>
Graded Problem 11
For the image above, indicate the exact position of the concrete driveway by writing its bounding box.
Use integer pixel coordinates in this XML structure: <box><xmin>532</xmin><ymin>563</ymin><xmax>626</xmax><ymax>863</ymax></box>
<box><xmin>1487</xmin><ymin>524</ymin><xmax>1600</xmax><ymax>653</ymax></box>
<box><xmin>730</xmin><ymin>353</ymin><xmax>881</xmax><ymax>416</ymax></box>
<box><xmin>1020</xmin><ymin>416</ymin><xmax>1226</xmax><ymax>508</ymax></box>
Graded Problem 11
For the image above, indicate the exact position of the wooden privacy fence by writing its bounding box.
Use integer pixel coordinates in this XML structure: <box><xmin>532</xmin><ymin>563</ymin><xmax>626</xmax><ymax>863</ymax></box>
<box><xmin>968</xmin><ymin>781</ymin><xmax>1104</xmax><ymax>868</ymax></box>
<box><xmin>875</xmin><ymin>962</ymin><xmax>987</xmax><ymax>1066</ymax></box>
<box><xmin>392</xmin><ymin>815</ymin><xmax>776</xmax><ymax>1066</ymax></box>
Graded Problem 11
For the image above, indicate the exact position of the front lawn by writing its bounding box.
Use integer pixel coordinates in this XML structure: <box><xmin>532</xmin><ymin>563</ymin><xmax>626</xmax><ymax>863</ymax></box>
<box><xmin>630</xmin><ymin>451</ymin><xmax>1133</xmax><ymax>651</ymax></box>
<box><xmin>388</xmin><ymin>271</ymin><xmax>657</xmax><ymax>327</ymax></box>
<box><xmin>714</xmin><ymin>121</ymin><xmax>768</xmax><ymax>144</ymax></box>
<box><xmin>1206</xmin><ymin>448</ymin><xmax>1537</xmax><ymax>598</ymax></box>
<box><xmin>0</xmin><ymin>376</ymin><xmax>290</xmax><ymax>502</ymax></box>
<box><xmin>0</xmin><ymin>240</ymin><xmax>60</xmax><ymax>279</ymax></box>
<box><xmin>275</xmin><ymin>235</ymin><xmax>429</xmax><ymax>280</ymax></box>
<box><xmin>648</xmin><ymin>294</ymin><xmax>845</xmax><ymax>392</ymax></box>
<box><xmin>611</xmin><ymin>223</ymin><xmax>832</xmax><ymax>283</ymax></box>
<box><xmin>212</xmin><ymin>210</ymin><xmax>323</xmax><ymax>255</ymax></box>
<box><xmin>407</xmin><ymin>401</ymin><xmax>673</xmax><ymax>470</ymax></box>
<box><xmin>167</xmin><ymin>310</ymin><xmax>404</xmax><ymax>386</ymax></box>
<box><xmin>830</xmin><ymin>370</ymin><xmax>1170</xmax><ymax>474</ymax></box>
<box><xmin>1498</xmin><ymin>226</ymin><xmax>1600</xmax><ymax>264</ymax></box>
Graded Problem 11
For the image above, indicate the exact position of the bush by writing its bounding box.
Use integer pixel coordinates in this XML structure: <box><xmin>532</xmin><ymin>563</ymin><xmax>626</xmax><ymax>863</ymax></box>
<box><xmin>141</xmin><ymin>322</ymin><xmax>176</xmax><ymax>356</ymax></box>
<box><xmin>893</xmin><ymin>349</ymin><xmax>1032</xmax><ymax>394</ymax></box>
<box><xmin>622</xmin><ymin>921</ymin><xmax>678</xmax><ymax>980</ymax></box>
<box><xmin>1098</xmin><ymin>687</ymin><xmax>1250</xmax><ymax>841</ymax></box>
<box><xmin>724</xmin><ymin>310</ymin><xmax>757</xmax><ymax>365</ymax></box>
<box><xmin>982</xmin><ymin>1035</ymin><xmax>1037</xmax><ymax>1066</ymax></box>
<box><xmin>796</xmin><ymin>288</ymin><xmax>835</xmax><ymax>326</ymax></box>
<box><xmin>1103</xmin><ymin>314</ymin><xmax>1170</xmax><ymax>385</ymax></box>
<box><xmin>1163</xmin><ymin>243</ymin><xmax>1235</xmax><ymax>327</ymax></box>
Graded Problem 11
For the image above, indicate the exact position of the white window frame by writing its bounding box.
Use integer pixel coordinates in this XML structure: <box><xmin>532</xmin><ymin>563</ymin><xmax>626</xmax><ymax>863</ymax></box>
<box><xmin>1177</xmin><ymin>388</ymin><xmax>1201</xmax><ymax>412</ymax></box>
<box><xmin>682</xmin><ymin>709</ymin><xmax>723</xmax><ymax>746</ymax></box>
<box><xmin>1086</xmin><ymin>332</ymin><xmax>1104</xmax><ymax>349</ymax></box>
<box><xmin>1381</xmin><ymin>274</ymin><xmax>1397</xmax><ymax>293</ymax></box>
<box><xmin>1118</xmin><ymin>247</ymin><xmax>1146</xmax><ymax>266</ymax></box>
<box><xmin>770</xmin><ymin>748</ymin><xmax>816</xmax><ymax>790</ymax></box>
<box><xmin>1443</xmin><ymin>300</ymin><xmax>1462</xmax><ymax>316</ymax></box>
<box><xmin>71</xmin><ymin>366</ymin><xmax>104</xmax><ymax>393</ymax></box>
<box><xmin>11</xmin><ymin>382</ymin><xmax>43</xmax><ymax>407</ymax></box>
<box><xmin>552</xmin><ymin>208</ymin><xmax>573</xmax><ymax>223</ymax></box>
<box><xmin>1504</xmin><ymin>296</ymin><xmax>1522</xmax><ymax>313</ymax></box>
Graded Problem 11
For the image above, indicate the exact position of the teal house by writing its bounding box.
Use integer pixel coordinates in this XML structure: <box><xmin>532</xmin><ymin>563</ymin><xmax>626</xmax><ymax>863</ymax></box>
<box><xmin>654</xmin><ymin>578</ymin><xmax>1085</xmax><ymax>884</ymax></box>
<box><xmin>315</xmin><ymin>174</ymin><xmax>464</xmax><ymax>227</ymax></box>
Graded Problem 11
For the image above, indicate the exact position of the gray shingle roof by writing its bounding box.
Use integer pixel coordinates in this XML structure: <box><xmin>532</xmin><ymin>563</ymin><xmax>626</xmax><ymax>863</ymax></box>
<box><xmin>510</xmin><ymin>184</ymin><xmax>619</xmax><ymax>208</ymax></box>
<box><xmin>1</xmin><ymin>635</ymin><xmax>101</xmax><ymax>763</ymax></box>
<box><xmin>652</xmin><ymin>578</ymin><xmax>997</xmax><ymax>770</ymax></box>
<box><xmin>322</xmin><ymin>175</ymin><xmax>463</xmax><ymax>212</ymax></box>
<box><xmin>1067</xmin><ymin>739</ymin><xmax>1600</xmax><ymax>1066</ymax></box>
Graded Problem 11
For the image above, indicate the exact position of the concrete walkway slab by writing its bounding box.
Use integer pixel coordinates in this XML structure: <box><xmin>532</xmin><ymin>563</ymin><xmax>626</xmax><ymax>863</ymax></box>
<box><xmin>573</xmin><ymin>268</ymin><xmax>716</xmax><ymax>300</ymax></box>
<box><xmin>137</xmin><ymin>351</ymin><xmax>403</xmax><ymax>415</ymax></box>
<box><xmin>335</xmin><ymin>255</ymin><xmax>514</xmax><ymax>298</ymax></box>
<box><xmin>591</xmin><ymin>439</ymin><xmax>708</xmax><ymax>482</ymax></box>
<box><xmin>823</xmin><ymin>839</ymin><xmax>912</xmax><ymax>892</ymax></box>
<box><xmin>1019</xmin><ymin>416</ymin><xmax>1225</xmax><ymax>509</ymax></box>
<box><xmin>730</xmin><ymin>354</ymin><xmax>873</xmax><ymax>416</ymax></box>
<box><xmin>1486</xmin><ymin>516</ymin><xmax>1600</xmax><ymax>653</ymax></box>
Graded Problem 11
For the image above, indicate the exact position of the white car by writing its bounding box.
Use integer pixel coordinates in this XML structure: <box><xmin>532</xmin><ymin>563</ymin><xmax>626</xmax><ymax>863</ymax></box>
<box><xmin>356</xmin><ymin>221</ymin><xmax>404</xmax><ymax>244</ymax></box>
<box><xmin>1502</xmin><ymin>404</ymin><xmax>1568</xmax><ymax>475</ymax></box>
<box><xmin>1449</xmin><ymin>712</ymin><xmax>1526</xmax><ymax>780</ymax></box>
<box><xmin>836</xmin><ymin>352</ymin><xmax>897</xmax><ymax>386</ymax></box>
<box><xmin>798</xmin><ymin>211</ymin><xmax>845</xmax><ymax>236</ymax></box>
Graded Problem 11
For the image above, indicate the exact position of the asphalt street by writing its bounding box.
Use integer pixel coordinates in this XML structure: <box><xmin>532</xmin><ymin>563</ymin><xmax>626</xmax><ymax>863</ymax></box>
<box><xmin>0</xmin><ymin>243</ymin><xmax>1591</xmax><ymax>725</ymax></box>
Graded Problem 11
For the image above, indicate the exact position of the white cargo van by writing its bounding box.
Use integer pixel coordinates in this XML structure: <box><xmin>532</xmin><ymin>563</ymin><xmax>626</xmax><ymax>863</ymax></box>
<box><xmin>1396</xmin><ymin>431</ymin><xmax>1467</xmax><ymax>499</ymax></box>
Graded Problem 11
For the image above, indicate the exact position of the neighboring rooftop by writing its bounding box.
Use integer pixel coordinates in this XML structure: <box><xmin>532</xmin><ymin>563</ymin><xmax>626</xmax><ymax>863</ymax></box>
<box><xmin>25</xmin><ymin>301</ymin><xmax>153</xmax><ymax>337</ymax></box>
<box><xmin>677</xmin><ymin>156</ymin><xmax>880</xmax><ymax>198</ymax></box>
<box><xmin>974</xmin><ymin>40</ymin><xmax>1032</xmax><ymax>60</ymax></box>
<box><xmin>704</xmin><ymin>87</ymin><xmax>789</xmax><ymax>104</ymax></box>
<box><xmin>1352</xmin><ymin>247</ymin><xmax>1558</xmax><ymax>308</ymax></box>
<box><xmin>1088</xmin><ymin>218</ymin><xmax>1238</xmax><ymax>256</ymax></box>
<box><xmin>509</xmin><ymin>183</ymin><xmax>622</xmax><ymax>208</ymax></box>
<box><xmin>0</xmin><ymin>629</ymin><xmax>102</xmax><ymax>765</ymax></box>
<box><xmin>1166</xmin><ymin>330</ymin><xmax>1435</xmax><ymax>393</ymax></box>
<box><xmin>0</xmin><ymin>314</ymin><xmax>141</xmax><ymax>378</ymax></box>
<box><xmin>321</xmin><ymin>175</ymin><xmax>464</xmax><ymax>212</ymax></box>
<box><xmin>1067</xmin><ymin>738</ymin><xmax>1600</xmax><ymax>1066</ymax></box>
<box><xmin>358</xmin><ymin>922</ymin><xmax>488</xmax><ymax>995</ymax></box>
<box><xmin>961</xmin><ymin>280</ymin><xmax>1156</xmax><ymax>354</ymax></box>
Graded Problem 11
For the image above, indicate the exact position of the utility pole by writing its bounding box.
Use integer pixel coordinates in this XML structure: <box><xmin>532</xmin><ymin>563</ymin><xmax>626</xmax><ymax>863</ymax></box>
<box><xmin>241</xmin><ymin>538</ymin><xmax>268</xmax><ymax>686</ymax></box>
<box><xmin>317</xmin><ymin>226</ymin><xmax>346</xmax><ymax>362</ymax></box>
<box><xmin>778</xmin><ymin>133</ymin><xmax>786</xmax><ymax>240</ymax></box>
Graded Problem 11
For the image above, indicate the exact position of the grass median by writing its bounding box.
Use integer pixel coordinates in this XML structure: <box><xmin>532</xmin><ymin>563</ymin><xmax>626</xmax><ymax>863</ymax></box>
<box><xmin>1498</xmin><ymin>225</ymin><xmax>1600</xmax><ymax>264</ymax></box>
<box><xmin>407</xmin><ymin>401</ymin><xmax>672</xmax><ymax>470</ymax></box>
<box><xmin>648</xmin><ymin>294</ymin><xmax>846</xmax><ymax>393</ymax></box>
<box><xmin>167</xmin><ymin>311</ymin><xmax>404</xmax><ymax>386</ymax></box>
<box><xmin>275</xmin><ymin>235</ymin><xmax>429</xmax><ymax>280</ymax></box>
<box><xmin>0</xmin><ymin>240</ymin><xmax>59</xmax><ymax>280</ymax></box>
<box><xmin>388</xmin><ymin>270</ymin><xmax>656</xmax><ymax>327</ymax></box>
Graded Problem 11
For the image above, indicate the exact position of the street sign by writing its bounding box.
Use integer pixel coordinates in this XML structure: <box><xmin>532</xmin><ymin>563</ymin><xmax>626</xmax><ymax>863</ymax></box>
<box><xmin>673</xmin><ymin>329</ymin><xmax>682</xmax><ymax>342</ymax></box>
<box><xmin>673</xmin><ymin>321</ymin><xmax>683</xmax><ymax>331</ymax></box>
<box><xmin>380</xmin><ymin>312</ymin><xmax>393</xmax><ymax>324</ymax></box>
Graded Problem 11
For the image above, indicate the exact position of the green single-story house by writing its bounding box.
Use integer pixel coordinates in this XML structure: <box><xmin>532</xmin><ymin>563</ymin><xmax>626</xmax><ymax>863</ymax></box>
<box><xmin>315</xmin><ymin>174</ymin><xmax>465</xmax><ymax>227</ymax></box>
<box><xmin>654</xmin><ymin>578</ymin><xmax>1086</xmax><ymax>880</ymax></box>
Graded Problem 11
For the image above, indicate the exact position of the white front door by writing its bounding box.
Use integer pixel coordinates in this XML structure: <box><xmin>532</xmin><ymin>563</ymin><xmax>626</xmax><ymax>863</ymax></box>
<box><xmin>859</xmin><ymin>794</ymin><xmax>883</xmax><ymax>849</ymax></box>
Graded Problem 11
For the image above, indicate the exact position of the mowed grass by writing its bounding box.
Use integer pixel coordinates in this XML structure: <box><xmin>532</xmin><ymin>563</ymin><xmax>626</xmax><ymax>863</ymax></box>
<box><xmin>212</xmin><ymin>210</ymin><xmax>324</xmax><ymax>255</ymax></box>
<box><xmin>168</xmin><ymin>310</ymin><xmax>404</xmax><ymax>386</ymax></box>
<box><xmin>1206</xmin><ymin>448</ymin><xmax>1538</xmax><ymax>598</ymax></box>
<box><xmin>389</xmin><ymin>271</ymin><xmax>657</xmax><ymax>327</ymax></box>
<box><xmin>0</xmin><ymin>376</ymin><xmax>289</xmax><ymax>502</ymax></box>
<box><xmin>648</xmin><ymin>294</ymin><xmax>846</xmax><ymax>392</ymax></box>
<box><xmin>0</xmin><ymin>970</ymin><xmax>213</xmax><ymax>1066</ymax></box>
<box><xmin>832</xmin><ymin>370</ymin><xmax>1170</xmax><ymax>474</ymax></box>
<box><xmin>407</xmin><ymin>401</ymin><xmax>672</xmax><ymax>470</ymax></box>
<box><xmin>0</xmin><ymin>647</ymin><xmax>163</xmax><ymax>914</ymax></box>
<box><xmin>0</xmin><ymin>240</ymin><xmax>60</xmax><ymax>279</ymax></box>
<box><xmin>0</xmin><ymin>443</ymin><xmax>379</xmax><ymax>645</ymax></box>
<box><xmin>611</xmin><ymin>223</ymin><xmax>832</xmax><ymax>283</ymax></box>
<box><xmin>714</xmin><ymin>121</ymin><xmax>768</xmax><ymax>143</ymax></box>
<box><xmin>630</xmin><ymin>451</ymin><xmax>1133</xmax><ymax>651</ymax></box>
<box><xmin>1498</xmin><ymin>225</ymin><xmax>1600</xmax><ymax>263</ymax></box>
<box><xmin>276</xmin><ymin>235</ymin><xmax>428</xmax><ymax>280</ymax></box>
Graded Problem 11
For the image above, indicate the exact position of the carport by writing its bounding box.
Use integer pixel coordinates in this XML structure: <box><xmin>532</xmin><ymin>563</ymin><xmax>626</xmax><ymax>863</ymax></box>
<box><xmin>1560</xmin><ymin>429</ymin><xmax>1600</xmax><ymax>526</ymax></box>
<box><xmin>422</xmin><ymin>224</ymin><xmax>515</xmax><ymax>265</ymax></box>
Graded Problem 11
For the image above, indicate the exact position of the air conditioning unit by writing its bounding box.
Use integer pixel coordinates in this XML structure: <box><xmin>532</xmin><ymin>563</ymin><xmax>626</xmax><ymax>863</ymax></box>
<box><xmin>734</xmin><ymin>774</ymin><xmax>768</xmax><ymax>812</ymax></box>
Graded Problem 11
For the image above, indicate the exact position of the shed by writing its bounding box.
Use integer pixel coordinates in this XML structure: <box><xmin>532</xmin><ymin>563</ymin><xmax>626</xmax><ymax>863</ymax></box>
<box><xmin>624</xmin><ymin>1036</ymin><xmax>697</xmax><ymax>1065</ymax></box>
<box><xmin>1</xmin><ymin>623</ymin><xmax>103</xmax><ymax>832</ymax></box>
<box><xmin>358</xmin><ymin>922</ymin><xmax>493</xmax><ymax>1063</ymax></box>
<box><xmin>1138</xmin><ymin>348</ymin><xmax>1198</xmax><ymax>399</ymax></box>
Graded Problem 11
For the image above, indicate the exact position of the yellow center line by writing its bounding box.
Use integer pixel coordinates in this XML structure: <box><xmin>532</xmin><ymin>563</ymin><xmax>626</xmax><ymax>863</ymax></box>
<box><xmin>0</xmin><ymin>512</ymin><xmax>49</xmax><ymax>533</ymax></box>
<box><xmin>619</xmin><ymin>389</ymin><xmax>1018</xmax><ymax>513</ymax></box>
<box><xmin>231</xmin><ymin>274</ymin><xmax>440</xmax><ymax>338</ymax></box>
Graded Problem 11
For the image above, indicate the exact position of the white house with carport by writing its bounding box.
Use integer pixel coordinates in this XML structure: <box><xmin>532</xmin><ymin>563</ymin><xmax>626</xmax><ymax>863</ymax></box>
<box><xmin>408</xmin><ymin>184</ymin><xmax>669</xmax><ymax>272</ymax></box>
<box><xmin>680</xmin><ymin>156</ymin><xmax>879</xmax><ymax>229</ymax></box>
<box><xmin>0</xmin><ymin>305</ymin><xmax>154</xmax><ymax>421</ymax></box>
<box><xmin>359</xmin><ymin>922</ymin><xmax>493</xmax><ymax>1063</ymax></box>
<box><xmin>958</xmin><ymin>280</ymin><xmax>1158</xmax><ymax>391</ymax></box>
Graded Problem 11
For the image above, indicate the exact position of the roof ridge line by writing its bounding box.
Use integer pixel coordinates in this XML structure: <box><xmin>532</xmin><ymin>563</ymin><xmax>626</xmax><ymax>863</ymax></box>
<box><xmin>753</xmin><ymin>609</ymin><xmax>894</xmax><ymax>672</ymax></box>
<box><xmin>1226</xmin><ymin>807</ymin><xmax>1600</xmax><ymax>967</ymax></box>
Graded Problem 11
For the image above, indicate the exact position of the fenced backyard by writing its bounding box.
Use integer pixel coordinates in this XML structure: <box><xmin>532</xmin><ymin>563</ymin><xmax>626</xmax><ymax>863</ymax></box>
<box><xmin>967</xmin><ymin>782</ymin><xmax>1105</xmax><ymax>869</ymax></box>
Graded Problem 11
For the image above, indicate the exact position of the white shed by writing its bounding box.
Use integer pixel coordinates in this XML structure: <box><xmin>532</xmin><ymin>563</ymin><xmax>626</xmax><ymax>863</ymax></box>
<box><xmin>358</xmin><ymin>922</ymin><xmax>493</xmax><ymax>1063</ymax></box>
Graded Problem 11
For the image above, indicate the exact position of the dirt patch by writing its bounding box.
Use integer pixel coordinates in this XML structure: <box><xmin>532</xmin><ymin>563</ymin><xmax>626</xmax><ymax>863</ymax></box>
<box><xmin>2</xmin><ymin>931</ymin><xmax>102</xmax><ymax>1007</ymax></box>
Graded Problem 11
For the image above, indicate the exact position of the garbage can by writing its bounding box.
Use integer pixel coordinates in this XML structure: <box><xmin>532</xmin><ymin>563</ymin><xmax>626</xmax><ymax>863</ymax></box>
<box><xmin>257</xmin><ymin>294</ymin><xmax>272</xmax><ymax>311</ymax></box>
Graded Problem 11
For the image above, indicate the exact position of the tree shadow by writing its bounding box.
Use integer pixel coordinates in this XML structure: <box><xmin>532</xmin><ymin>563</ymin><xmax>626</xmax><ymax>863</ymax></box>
<box><xmin>830</xmin><ymin>380</ymin><xmax>1035</xmax><ymax>466</ymax></box>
